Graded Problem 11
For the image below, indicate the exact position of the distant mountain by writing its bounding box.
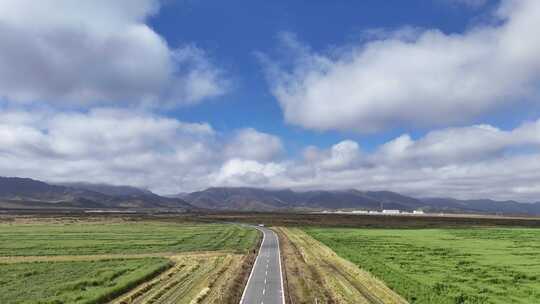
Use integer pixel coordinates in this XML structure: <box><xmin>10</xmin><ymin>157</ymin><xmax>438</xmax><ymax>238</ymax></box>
<box><xmin>183</xmin><ymin>187</ymin><xmax>425</xmax><ymax>211</ymax></box>
<box><xmin>2</xmin><ymin>177</ymin><xmax>539</xmax><ymax>215</ymax></box>
<box><xmin>59</xmin><ymin>182</ymin><xmax>154</xmax><ymax>197</ymax></box>
<box><xmin>420</xmin><ymin>197</ymin><xmax>540</xmax><ymax>215</ymax></box>
<box><xmin>183</xmin><ymin>187</ymin><xmax>540</xmax><ymax>215</ymax></box>
<box><xmin>0</xmin><ymin>177</ymin><xmax>194</xmax><ymax>211</ymax></box>
<box><xmin>0</xmin><ymin>177</ymin><xmax>108</xmax><ymax>203</ymax></box>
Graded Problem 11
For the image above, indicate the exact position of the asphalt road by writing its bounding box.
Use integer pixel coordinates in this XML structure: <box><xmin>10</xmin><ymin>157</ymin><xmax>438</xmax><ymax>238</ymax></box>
<box><xmin>240</xmin><ymin>226</ymin><xmax>285</xmax><ymax>304</ymax></box>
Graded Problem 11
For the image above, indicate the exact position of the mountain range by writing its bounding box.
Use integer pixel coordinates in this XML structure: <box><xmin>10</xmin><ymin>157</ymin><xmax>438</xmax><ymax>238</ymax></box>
<box><xmin>180</xmin><ymin>187</ymin><xmax>540</xmax><ymax>215</ymax></box>
<box><xmin>0</xmin><ymin>177</ymin><xmax>193</xmax><ymax>211</ymax></box>
<box><xmin>1</xmin><ymin>176</ymin><xmax>539</xmax><ymax>216</ymax></box>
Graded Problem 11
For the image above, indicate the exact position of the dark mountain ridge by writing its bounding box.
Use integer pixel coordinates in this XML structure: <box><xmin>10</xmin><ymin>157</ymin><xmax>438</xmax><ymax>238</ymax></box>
<box><xmin>58</xmin><ymin>182</ymin><xmax>154</xmax><ymax>197</ymax></box>
<box><xmin>2</xmin><ymin>176</ymin><xmax>539</xmax><ymax>215</ymax></box>
<box><xmin>183</xmin><ymin>187</ymin><xmax>540</xmax><ymax>215</ymax></box>
<box><xmin>0</xmin><ymin>177</ymin><xmax>193</xmax><ymax>211</ymax></box>
<box><xmin>420</xmin><ymin>197</ymin><xmax>540</xmax><ymax>215</ymax></box>
<box><xmin>183</xmin><ymin>187</ymin><xmax>425</xmax><ymax>211</ymax></box>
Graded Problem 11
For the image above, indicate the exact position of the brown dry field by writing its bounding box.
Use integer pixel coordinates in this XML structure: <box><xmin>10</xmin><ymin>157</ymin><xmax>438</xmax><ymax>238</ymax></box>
<box><xmin>3</xmin><ymin>210</ymin><xmax>540</xmax><ymax>228</ymax></box>
<box><xmin>276</xmin><ymin>227</ymin><xmax>408</xmax><ymax>304</ymax></box>
<box><xmin>110</xmin><ymin>252</ymin><xmax>252</xmax><ymax>304</ymax></box>
<box><xmin>196</xmin><ymin>212</ymin><xmax>540</xmax><ymax>228</ymax></box>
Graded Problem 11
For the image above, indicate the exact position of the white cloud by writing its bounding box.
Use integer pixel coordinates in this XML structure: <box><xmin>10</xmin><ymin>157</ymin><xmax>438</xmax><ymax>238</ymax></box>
<box><xmin>1</xmin><ymin>0</ymin><xmax>540</xmax><ymax>203</ymax></box>
<box><xmin>376</xmin><ymin>121</ymin><xmax>540</xmax><ymax>166</ymax></box>
<box><xmin>0</xmin><ymin>108</ymin><xmax>219</xmax><ymax>193</ymax></box>
<box><xmin>281</xmin><ymin>119</ymin><xmax>540</xmax><ymax>200</ymax></box>
<box><xmin>0</xmin><ymin>108</ymin><xmax>287</xmax><ymax>194</ymax></box>
<box><xmin>303</xmin><ymin>140</ymin><xmax>362</xmax><ymax>171</ymax></box>
<box><xmin>225</xmin><ymin>119</ymin><xmax>540</xmax><ymax>201</ymax></box>
<box><xmin>0</xmin><ymin>0</ymin><xmax>228</xmax><ymax>106</ymax></box>
<box><xmin>225</xmin><ymin>128</ymin><xmax>284</xmax><ymax>161</ymax></box>
<box><xmin>215</xmin><ymin>159</ymin><xmax>286</xmax><ymax>186</ymax></box>
<box><xmin>264</xmin><ymin>0</ymin><xmax>540</xmax><ymax>132</ymax></box>
<box><xmin>1</xmin><ymin>108</ymin><xmax>540</xmax><ymax>201</ymax></box>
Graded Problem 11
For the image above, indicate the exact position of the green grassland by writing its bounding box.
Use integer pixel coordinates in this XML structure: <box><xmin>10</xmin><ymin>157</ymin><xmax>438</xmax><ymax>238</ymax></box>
<box><xmin>0</xmin><ymin>258</ymin><xmax>170</xmax><ymax>304</ymax></box>
<box><xmin>305</xmin><ymin>227</ymin><xmax>540</xmax><ymax>304</ymax></box>
<box><xmin>0</xmin><ymin>219</ymin><xmax>259</xmax><ymax>303</ymax></box>
<box><xmin>0</xmin><ymin>221</ymin><xmax>258</xmax><ymax>256</ymax></box>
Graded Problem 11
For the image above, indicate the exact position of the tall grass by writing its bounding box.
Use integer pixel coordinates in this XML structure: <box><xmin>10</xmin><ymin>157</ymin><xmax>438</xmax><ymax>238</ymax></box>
<box><xmin>305</xmin><ymin>227</ymin><xmax>540</xmax><ymax>304</ymax></box>
<box><xmin>0</xmin><ymin>258</ymin><xmax>170</xmax><ymax>304</ymax></box>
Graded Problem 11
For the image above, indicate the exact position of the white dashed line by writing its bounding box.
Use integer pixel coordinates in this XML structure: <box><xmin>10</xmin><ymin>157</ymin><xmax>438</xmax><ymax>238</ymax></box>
<box><xmin>240</xmin><ymin>227</ymin><xmax>285</xmax><ymax>304</ymax></box>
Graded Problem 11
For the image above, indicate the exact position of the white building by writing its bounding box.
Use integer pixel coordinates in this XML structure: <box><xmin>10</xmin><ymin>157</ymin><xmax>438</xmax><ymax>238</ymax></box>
<box><xmin>382</xmin><ymin>209</ymin><xmax>400</xmax><ymax>214</ymax></box>
<box><xmin>413</xmin><ymin>210</ymin><xmax>425</xmax><ymax>215</ymax></box>
<box><xmin>352</xmin><ymin>210</ymin><xmax>369</xmax><ymax>214</ymax></box>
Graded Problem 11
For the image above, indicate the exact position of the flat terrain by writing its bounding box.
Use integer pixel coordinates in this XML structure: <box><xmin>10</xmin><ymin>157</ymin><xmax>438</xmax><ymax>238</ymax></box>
<box><xmin>112</xmin><ymin>252</ymin><xmax>247</xmax><ymax>304</ymax></box>
<box><xmin>0</xmin><ymin>217</ymin><xmax>259</xmax><ymax>304</ymax></box>
<box><xmin>277</xmin><ymin>227</ymin><xmax>407</xmax><ymax>304</ymax></box>
<box><xmin>0</xmin><ymin>218</ymin><xmax>257</xmax><ymax>256</ymax></box>
<box><xmin>0</xmin><ymin>258</ymin><xmax>169</xmax><ymax>304</ymax></box>
<box><xmin>197</xmin><ymin>212</ymin><xmax>540</xmax><ymax>228</ymax></box>
<box><xmin>305</xmin><ymin>227</ymin><xmax>540</xmax><ymax>304</ymax></box>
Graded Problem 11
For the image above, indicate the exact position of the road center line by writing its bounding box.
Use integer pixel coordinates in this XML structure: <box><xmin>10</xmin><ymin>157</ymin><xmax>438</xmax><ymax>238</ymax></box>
<box><xmin>240</xmin><ymin>226</ymin><xmax>284</xmax><ymax>304</ymax></box>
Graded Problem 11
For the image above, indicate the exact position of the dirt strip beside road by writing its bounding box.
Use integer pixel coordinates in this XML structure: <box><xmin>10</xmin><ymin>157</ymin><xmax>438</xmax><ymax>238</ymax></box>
<box><xmin>276</xmin><ymin>227</ymin><xmax>408</xmax><ymax>304</ymax></box>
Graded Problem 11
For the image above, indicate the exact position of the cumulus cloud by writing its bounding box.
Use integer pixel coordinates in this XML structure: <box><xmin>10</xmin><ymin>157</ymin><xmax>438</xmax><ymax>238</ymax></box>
<box><xmin>283</xmin><ymin>120</ymin><xmax>540</xmax><ymax>200</ymax></box>
<box><xmin>213</xmin><ymin>120</ymin><xmax>540</xmax><ymax>201</ymax></box>
<box><xmin>303</xmin><ymin>140</ymin><xmax>362</xmax><ymax>171</ymax></box>
<box><xmin>0</xmin><ymin>108</ymin><xmax>219</xmax><ymax>193</ymax></box>
<box><xmin>376</xmin><ymin>121</ymin><xmax>540</xmax><ymax>166</ymax></box>
<box><xmin>263</xmin><ymin>0</ymin><xmax>540</xmax><ymax>132</ymax></box>
<box><xmin>0</xmin><ymin>108</ymin><xmax>286</xmax><ymax>193</ymax></box>
<box><xmin>225</xmin><ymin>128</ymin><xmax>284</xmax><ymax>161</ymax></box>
<box><xmin>214</xmin><ymin>159</ymin><xmax>287</xmax><ymax>186</ymax></box>
<box><xmin>0</xmin><ymin>0</ymin><xmax>229</xmax><ymax>106</ymax></box>
<box><xmin>1</xmin><ymin>0</ymin><xmax>540</xmax><ymax>203</ymax></box>
<box><xmin>1</xmin><ymin>107</ymin><xmax>540</xmax><ymax>200</ymax></box>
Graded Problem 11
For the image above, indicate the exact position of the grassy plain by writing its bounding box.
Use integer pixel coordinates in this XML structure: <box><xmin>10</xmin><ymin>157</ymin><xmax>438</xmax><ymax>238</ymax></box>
<box><xmin>276</xmin><ymin>227</ymin><xmax>407</xmax><ymax>304</ymax></box>
<box><xmin>305</xmin><ymin>227</ymin><xmax>540</xmax><ymax>304</ymax></box>
<box><xmin>0</xmin><ymin>219</ymin><xmax>257</xmax><ymax>256</ymax></box>
<box><xmin>0</xmin><ymin>217</ymin><xmax>259</xmax><ymax>304</ymax></box>
<box><xmin>0</xmin><ymin>258</ymin><xmax>170</xmax><ymax>304</ymax></box>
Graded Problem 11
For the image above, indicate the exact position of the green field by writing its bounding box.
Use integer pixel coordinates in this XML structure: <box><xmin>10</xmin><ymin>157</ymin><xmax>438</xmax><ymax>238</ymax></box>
<box><xmin>0</xmin><ymin>258</ymin><xmax>170</xmax><ymax>304</ymax></box>
<box><xmin>305</xmin><ymin>227</ymin><xmax>540</xmax><ymax>304</ymax></box>
<box><xmin>0</xmin><ymin>220</ymin><xmax>258</xmax><ymax>256</ymax></box>
<box><xmin>0</xmin><ymin>219</ymin><xmax>258</xmax><ymax>303</ymax></box>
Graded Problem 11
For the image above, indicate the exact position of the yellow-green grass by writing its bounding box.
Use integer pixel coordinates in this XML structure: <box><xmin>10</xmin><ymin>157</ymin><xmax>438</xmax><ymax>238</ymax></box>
<box><xmin>305</xmin><ymin>227</ymin><xmax>540</xmax><ymax>304</ymax></box>
<box><xmin>0</xmin><ymin>258</ymin><xmax>170</xmax><ymax>304</ymax></box>
<box><xmin>0</xmin><ymin>219</ymin><xmax>259</xmax><ymax>304</ymax></box>
<box><xmin>276</xmin><ymin>227</ymin><xmax>407</xmax><ymax>304</ymax></box>
<box><xmin>112</xmin><ymin>253</ymin><xmax>247</xmax><ymax>304</ymax></box>
<box><xmin>0</xmin><ymin>221</ymin><xmax>258</xmax><ymax>256</ymax></box>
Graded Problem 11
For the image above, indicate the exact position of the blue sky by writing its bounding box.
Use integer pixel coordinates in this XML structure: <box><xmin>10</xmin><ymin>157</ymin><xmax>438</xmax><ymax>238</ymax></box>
<box><xmin>1</xmin><ymin>0</ymin><xmax>540</xmax><ymax>200</ymax></box>
<box><xmin>149</xmin><ymin>0</ymin><xmax>532</xmax><ymax>153</ymax></box>
<box><xmin>151</xmin><ymin>1</ymin><xmax>477</xmax><ymax>143</ymax></box>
